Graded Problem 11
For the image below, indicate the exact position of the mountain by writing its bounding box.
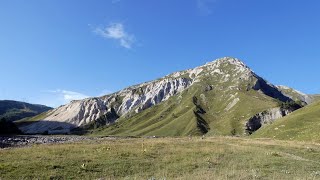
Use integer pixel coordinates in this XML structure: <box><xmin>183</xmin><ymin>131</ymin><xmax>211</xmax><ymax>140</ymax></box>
<box><xmin>19</xmin><ymin>57</ymin><xmax>307</xmax><ymax>135</ymax></box>
<box><xmin>252</xmin><ymin>100</ymin><xmax>320</xmax><ymax>141</ymax></box>
<box><xmin>0</xmin><ymin>100</ymin><xmax>52</xmax><ymax>122</ymax></box>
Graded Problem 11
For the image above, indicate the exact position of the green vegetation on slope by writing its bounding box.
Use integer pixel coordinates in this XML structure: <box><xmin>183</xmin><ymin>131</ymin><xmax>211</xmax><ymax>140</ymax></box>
<box><xmin>1</xmin><ymin>137</ymin><xmax>320</xmax><ymax>179</ymax></box>
<box><xmin>88</xmin><ymin>65</ymin><xmax>280</xmax><ymax>137</ymax></box>
<box><xmin>252</xmin><ymin>101</ymin><xmax>320</xmax><ymax>142</ymax></box>
<box><xmin>0</xmin><ymin>100</ymin><xmax>52</xmax><ymax>122</ymax></box>
<box><xmin>15</xmin><ymin>111</ymin><xmax>53</xmax><ymax>127</ymax></box>
<box><xmin>21</xmin><ymin>58</ymin><xmax>297</xmax><ymax>137</ymax></box>
<box><xmin>86</xmin><ymin>84</ymin><xmax>202</xmax><ymax>136</ymax></box>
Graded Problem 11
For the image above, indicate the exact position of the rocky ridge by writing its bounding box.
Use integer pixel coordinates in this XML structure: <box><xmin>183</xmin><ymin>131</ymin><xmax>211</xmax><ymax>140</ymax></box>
<box><xmin>277</xmin><ymin>85</ymin><xmax>314</xmax><ymax>105</ymax></box>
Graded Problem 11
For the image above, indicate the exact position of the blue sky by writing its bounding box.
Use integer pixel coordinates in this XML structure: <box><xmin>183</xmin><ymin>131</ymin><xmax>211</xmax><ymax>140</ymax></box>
<box><xmin>0</xmin><ymin>0</ymin><xmax>319</xmax><ymax>107</ymax></box>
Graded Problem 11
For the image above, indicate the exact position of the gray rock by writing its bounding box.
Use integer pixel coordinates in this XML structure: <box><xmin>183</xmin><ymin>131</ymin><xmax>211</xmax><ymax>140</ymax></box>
<box><xmin>245</xmin><ymin>107</ymin><xmax>294</xmax><ymax>134</ymax></box>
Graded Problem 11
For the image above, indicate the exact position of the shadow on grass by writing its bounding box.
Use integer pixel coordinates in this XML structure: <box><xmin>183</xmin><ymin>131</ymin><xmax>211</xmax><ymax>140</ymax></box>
<box><xmin>17</xmin><ymin>120</ymin><xmax>77</xmax><ymax>135</ymax></box>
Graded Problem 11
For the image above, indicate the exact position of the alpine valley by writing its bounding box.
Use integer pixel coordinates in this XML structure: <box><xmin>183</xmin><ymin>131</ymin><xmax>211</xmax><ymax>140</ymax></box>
<box><xmin>18</xmin><ymin>57</ymin><xmax>315</xmax><ymax>137</ymax></box>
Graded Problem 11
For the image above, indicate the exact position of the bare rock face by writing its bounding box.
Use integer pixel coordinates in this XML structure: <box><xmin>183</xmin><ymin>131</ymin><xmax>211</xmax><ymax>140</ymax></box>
<box><xmin>245</xmin><ymin>108</ymin><xmax>294</xmax><ymax>134</ymax></box>
<box><xmin>19</xmin><ymin>98</ymin><xmax>107</xmax><ymax>134</ymax></box>
<box><xmin>116</xmin><ymin>77</ymin><xmax>193</xmax><ymax>114</ymax></box>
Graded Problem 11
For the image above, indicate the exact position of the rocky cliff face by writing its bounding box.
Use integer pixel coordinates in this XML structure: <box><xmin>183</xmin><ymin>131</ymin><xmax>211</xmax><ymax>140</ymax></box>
<box><xmin>115</xmin><ymin>77</ymin><xmax>193</xmax><ymax>115</ymax></box>
<box><xmin>19</xmin><ymin>57</ymin><xmax>306</xmax><ymax>134</ymax></box>
<box><xmin>245</xmin><ymin>107</ymin><xmax>294</xmax><ymax>134</ymax></box>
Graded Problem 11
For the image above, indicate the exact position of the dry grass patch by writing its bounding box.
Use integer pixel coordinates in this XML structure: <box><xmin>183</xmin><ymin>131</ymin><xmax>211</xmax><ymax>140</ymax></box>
<box><xmin>1</xmin><ymin>137</ymin><xmax>320</xmax><ymax>179</ymax></box>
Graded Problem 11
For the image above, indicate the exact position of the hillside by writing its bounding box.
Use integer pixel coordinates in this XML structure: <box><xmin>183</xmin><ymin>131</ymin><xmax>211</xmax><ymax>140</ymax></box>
<box><xmin>90</xmin><ymin>79</ymin><xmax>280</xmax><ymax>136</ymax></box>
<box><xmin>311</xmin><ymin>94</ymin><xmax>320</xmax><ymax>102</ymax></box>
<box><xmin>19</xmin><ymin>57</ymin><xmax>307</xmax><ymax>136</ymax></box>
<box><xmin>0</xmin><ymin>100</ymin><xmax>52</xmax><ymax>122</ymax></box>
<box><xmin>276</xmin><ymin>85</ymin><xmax>314</xmax><ymax>105</ymax></box>
<box><xmin>252</xmin><ymin>100</ymin><xmax>320</xmax><ymax>142</ymax></box>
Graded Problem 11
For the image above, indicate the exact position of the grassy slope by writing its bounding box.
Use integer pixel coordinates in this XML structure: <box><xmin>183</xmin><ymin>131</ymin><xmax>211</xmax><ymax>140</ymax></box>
<box><xmin>252</xmin><ymin>101</ymin><xmax>320</xmax><ymax>142</ymax></box>
<box><xmin>90</xmin><ymin>87</ymin><xmax>277</xmax><ymax>137</ymax></box>
<box><xmin>14</xmin><ymin>111</ymin><xmax>53</xmax><ymax>127</ymax></box>
<box><xmin>1</xmin><ymin>137</ymin><xmax>320</xmax><ymax>179</ymax></box>
<box><xmin>90</xmin><ymin>66</ymin><xmax>278</xmax><ymax>137</ymax></box>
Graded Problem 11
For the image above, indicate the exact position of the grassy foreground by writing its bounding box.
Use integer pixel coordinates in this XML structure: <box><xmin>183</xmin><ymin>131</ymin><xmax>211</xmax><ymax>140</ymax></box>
<box><xmin>1</xmin><ymin>137</ymin><xmax>320</xmax><ymax>179</ymax></box>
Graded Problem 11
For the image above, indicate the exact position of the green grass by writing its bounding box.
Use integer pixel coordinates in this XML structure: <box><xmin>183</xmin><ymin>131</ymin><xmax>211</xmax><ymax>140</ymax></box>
<box><xmin>1</xmin><ymin>137</ymin><xmax>320</xmax><ymax>179</ymax></box>
<box><xmin>252</xmin><ymin>101</ymin><xmax>320</xmax><ymax>142</ymax></box>
<box><xmin>0</xmin><ymin>100</ymin><xmax>52</xmax><ymax>122</ymax></box>
<box><xmin>90</xmin><ymin>85</ymin><xmax>202</xmax><ymax>136</ymax></box>
<box><xmin>14</xmin><ymin>111</ymin><xmax>53</xmax><ymax>127</ymax></box>
<box><xmin>89</xmin><ymin>79</ymin><xmax>278</xmax><ymax>137</ymax></box>
<box><xmin>87</xmin><ymin>60</ymin><xmax>281</xmax><ymax>137</ymax></box>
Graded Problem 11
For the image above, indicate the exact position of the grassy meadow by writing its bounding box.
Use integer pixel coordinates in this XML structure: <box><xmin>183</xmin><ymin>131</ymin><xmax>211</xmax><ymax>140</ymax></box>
<box><xmin>1</xmin><ymin>137</ymin><xmax>320</xmax><ymax>179</ymax></box>
<box><xmin>252</xmin><ymin>100</ymin><xmax>320</xmax><ymax>142</ymax></box>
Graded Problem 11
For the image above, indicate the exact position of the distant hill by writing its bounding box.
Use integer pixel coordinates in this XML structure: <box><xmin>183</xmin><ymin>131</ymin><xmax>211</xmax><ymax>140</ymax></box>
<box><xmin>0</xmin><ymin>118</ymin><xmax>22</xmax><ymax>135</ymax></box>
<box><xmin>252</xmin><ymin>100</ymin><xmax>320</xmax><ymax>141</ymax></box>
<box><xmin>0</xmin><ymin>100</ymin><xmax>52</xmax><ymax>122</ymax></box>
<box><xmin>276</xmin><ymin>85</ymin><xmax>314</xmax><ymax>105</ymax></box>
<box><xmin>310</xmin><ymin>94</ymin><xmax>320</xmax><ymax>102</ymax></box>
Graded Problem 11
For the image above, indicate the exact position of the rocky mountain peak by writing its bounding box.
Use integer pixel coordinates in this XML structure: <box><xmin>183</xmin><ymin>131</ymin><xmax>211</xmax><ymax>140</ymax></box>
<box><xmin>165</xmin><ymin>57</ymin><xmax>254</xmax><ymax>84</ymax></box>
<box><xmin>207</xmin><ymin>56</ymin><xmax>242</xmax><ymax>65</ymax></box>
<box><xmin>204</xmin><ymin>57</ymin><xmax>250</xmax><ymax>70</ymax></box>
<box><xmin>191</xmin><ymin>57</ymin><xmax>255</xmax><ymax>85</ymax></box>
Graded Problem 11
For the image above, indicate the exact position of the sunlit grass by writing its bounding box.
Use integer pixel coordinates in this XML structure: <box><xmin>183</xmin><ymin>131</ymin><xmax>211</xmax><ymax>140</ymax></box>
<box><xmin>252</xmin><ymin>100</ymin><xmax>320</xmax><ymax>142</ymax></box>
<box><xmin>1</xmin><ymin>137</ymin><xmax>320</xmax><ymax>179</ymax></box>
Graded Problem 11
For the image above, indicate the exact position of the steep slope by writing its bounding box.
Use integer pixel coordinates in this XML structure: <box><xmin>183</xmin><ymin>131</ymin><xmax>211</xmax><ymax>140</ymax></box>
<box><xmin>0</xmin><ymin>100</ymin><xmax>52</xmax><ymax>122</ymax></box>
<box><xmin>20</xmin><ymin>57</ymin><xmax>303</xmax><ymax>135</ymax></box>
<box><xmin>252</xmin><ymin>100</ymin><xmax>320</xmax><ymax>141</ymax></box>
<box><xmin>19</xmin><ymin>78</ymin><xmax>192</xmax><ymax>134</ymax></box>
<box><xmin>90</xmin><ymin>58</ymin><xmax>301</xmax><ymax>136</ymax></box>
<box><xmin>276</xmin><ymin>85</ymin><xmax>314</xmax><ymax>105</ymax></box>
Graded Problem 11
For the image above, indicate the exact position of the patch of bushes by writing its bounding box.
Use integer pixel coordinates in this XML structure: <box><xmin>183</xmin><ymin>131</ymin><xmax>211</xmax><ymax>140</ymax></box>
<box><xmin>277</xmin><ymin>100</ymin><xmax>303</xmax><ymax>110</ymax></box>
